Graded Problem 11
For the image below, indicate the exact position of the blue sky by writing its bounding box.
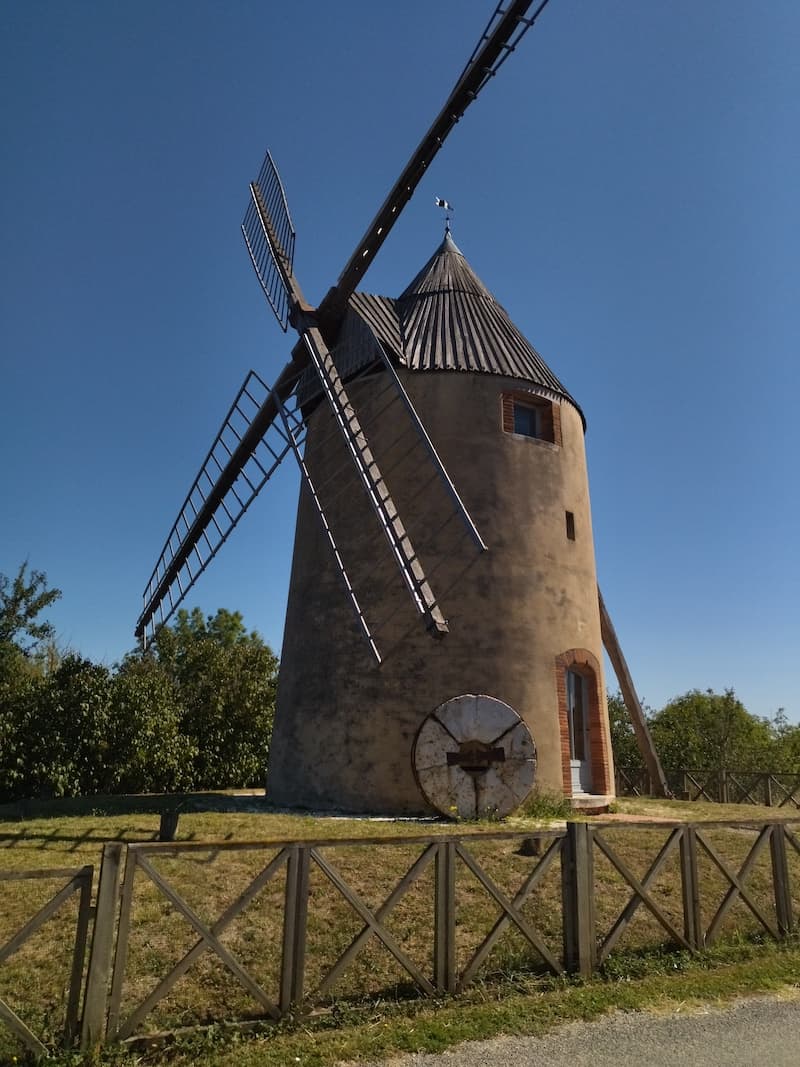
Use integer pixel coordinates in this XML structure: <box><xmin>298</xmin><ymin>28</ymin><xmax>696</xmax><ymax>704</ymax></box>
<box><xmin>1</xmin><ymin>1</ymin><xmax>798</xmax><ymax>721</ymax></box>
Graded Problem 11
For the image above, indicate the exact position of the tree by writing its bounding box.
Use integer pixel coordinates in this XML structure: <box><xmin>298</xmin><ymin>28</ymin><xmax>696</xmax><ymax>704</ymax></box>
<box><xmin>767</xmin><ymin>708</ymin><xmax>800</xmax><ymax>773</ymax></box>
<box><xmin>607</xmin><ymin>691</ymin><xmax>644</xmax><ymax>774</ymax></box>
<box><xmin>0</xmin><ymin>562</ymin><xmax>61</xmax><ymax>798</ymax></box>
<box><xmin>0</xmin><ymin>666</ymin><xmax>41</xmax><ymax>799</ymax></box>
<box><xmin>649</xmin><ymin>688</ymin><xmax>775</xmax><ymax>772</ymax></box>
<box><xmin>0</xmin><ymin>562</ymin><xmax>61</xmax><ymax>657</ymax></box>
<box><xmin>111</xmin><ymin>654</ymin><xmax>197</xmax><ymax>793</ymax></box>
<box><xmin>0</xmin><ymin>575</ymin><xmax>278</xmax><ymax>798</ymax></box>
<box><xmin>20</xmin><ymin>656</ymin><xmax>115</xmax><ymax>798</ymax></box>
<box><xmin>143</xmin><ymin>608</ymin><xmax>278</xmax><ymax>789</ymax></box>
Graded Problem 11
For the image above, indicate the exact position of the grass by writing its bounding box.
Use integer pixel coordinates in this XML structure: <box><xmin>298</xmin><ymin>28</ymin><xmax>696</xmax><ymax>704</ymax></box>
<box><xmin>30</xmin><ymin>939</ymin><xmax>800</xmax><ymax>1066</ymax></box>
<box><xmin>0</xmin><ymin>795</ymin><xmax>798</xmax><ymax>1064</ymax></box>
<box><xmin>613</xmin><ymin>795</ymin><xmax>794</xmax><ymax>823</ymax></box>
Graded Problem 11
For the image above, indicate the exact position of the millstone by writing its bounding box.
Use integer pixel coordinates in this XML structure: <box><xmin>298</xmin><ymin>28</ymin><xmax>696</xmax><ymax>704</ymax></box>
<box><xmin>412</xmin><ymin>694</ymin><xmax>536</xmax><ymax>819</ymax></box>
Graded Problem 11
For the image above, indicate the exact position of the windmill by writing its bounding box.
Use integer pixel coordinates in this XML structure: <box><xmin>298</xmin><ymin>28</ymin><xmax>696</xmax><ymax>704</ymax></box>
<box><xmin>137</xmin><ymin>0</ymin><xmax>668</xmax><ymax>817</ymax></box>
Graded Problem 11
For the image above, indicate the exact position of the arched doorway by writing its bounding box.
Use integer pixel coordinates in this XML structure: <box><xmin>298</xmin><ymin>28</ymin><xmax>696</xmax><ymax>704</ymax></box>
<box><xmin>555</xmin><ymin>649</ymin><xmax>611</xmax><ymax>797</ymax></box>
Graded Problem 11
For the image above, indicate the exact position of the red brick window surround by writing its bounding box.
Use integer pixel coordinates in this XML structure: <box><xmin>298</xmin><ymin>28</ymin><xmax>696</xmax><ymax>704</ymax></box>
<box><xmin>501</xmin><ymin>391</ymin><xmax>562</xmax><ymax>446</ymax></box>
<box><xmin>554</xmin><ymin>648</ymin><xmax>611</xmax><ymax>797</ymax></box>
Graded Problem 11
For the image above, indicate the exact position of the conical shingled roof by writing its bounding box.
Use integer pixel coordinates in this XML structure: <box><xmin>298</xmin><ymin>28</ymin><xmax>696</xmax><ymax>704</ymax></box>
<box><xmin>348</xmin><ymin>231</ymin><xmax>582</xmax><ymax>421</ymax></box>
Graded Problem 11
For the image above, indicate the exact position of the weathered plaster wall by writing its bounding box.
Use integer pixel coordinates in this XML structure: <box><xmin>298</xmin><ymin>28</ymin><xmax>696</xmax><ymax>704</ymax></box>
<box><xmin>268</xmin><ymin>368</ymin><xmax>611</xmax><ymax>813</ymax></box>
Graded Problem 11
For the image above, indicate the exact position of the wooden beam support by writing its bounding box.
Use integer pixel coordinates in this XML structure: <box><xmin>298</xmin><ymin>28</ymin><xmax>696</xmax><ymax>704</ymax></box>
<box><xmin>598</xmin><ymin>586</ymin><xmax>670</xmax><ymax>798</ymax></box>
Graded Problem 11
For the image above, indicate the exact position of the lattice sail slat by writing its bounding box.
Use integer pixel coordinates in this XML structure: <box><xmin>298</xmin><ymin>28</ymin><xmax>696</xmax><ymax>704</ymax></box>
<box><xmin>136</xmin><ymin>370</ymin><xmax>304</xmax><ymax>643</ymax></box>
<box><xmin>241</xmin><ymin>151</ymin><xmax>297</xmax><ymax>330</ymax></box>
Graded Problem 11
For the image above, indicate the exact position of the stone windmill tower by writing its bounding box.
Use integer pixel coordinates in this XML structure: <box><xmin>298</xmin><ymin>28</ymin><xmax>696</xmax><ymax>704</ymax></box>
<box><xmin>137</xmin><ymin>1</ymin><xmax>667</xmax><ymax>818</ymax></box>
<box><xmin>270</xmin><ymin>228</ymin><xmax>613</xmax><ymax>815</ymax></box>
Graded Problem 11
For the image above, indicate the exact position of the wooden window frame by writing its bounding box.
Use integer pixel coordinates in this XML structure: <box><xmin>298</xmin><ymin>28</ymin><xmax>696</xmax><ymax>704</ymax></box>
<box><xmin>501</xmin><ymin>390</ymin><xmax>562</xmax><ymax>446</ymax></box>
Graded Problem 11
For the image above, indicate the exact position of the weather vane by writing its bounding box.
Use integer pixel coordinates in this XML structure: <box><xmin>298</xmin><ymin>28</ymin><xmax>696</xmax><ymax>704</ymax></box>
<box><xmin>435</xmin><ymin>196</ymin><xmax>453</xmax><ymax>233</ymax></box>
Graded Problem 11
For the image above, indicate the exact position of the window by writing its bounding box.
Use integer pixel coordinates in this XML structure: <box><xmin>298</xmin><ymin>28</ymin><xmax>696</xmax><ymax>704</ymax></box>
<box><xmin>565</xmin><ymin>511</ymin><xmax>575</xmax><ymax>540</ymax></box>
<box><xmin>566</xmin><ymin>669</ymin><xmax>588</xmax><ymax>762</ymax></box>
<box><xmin>502</xmin><ymin>391</ymin><xmax>561</xmax><ymax>446</ymax></box>
<box><xmin>513</xmin><ymin>403</ymin><xmax>540</xmax><ymax>437</ymax></box>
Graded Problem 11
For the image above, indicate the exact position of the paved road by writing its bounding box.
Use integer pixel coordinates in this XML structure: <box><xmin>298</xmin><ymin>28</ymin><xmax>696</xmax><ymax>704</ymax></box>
<box><xmin>352</xmin><ymin>994</ymin><xmax>800</xmax><ymax>1066</ymax></box>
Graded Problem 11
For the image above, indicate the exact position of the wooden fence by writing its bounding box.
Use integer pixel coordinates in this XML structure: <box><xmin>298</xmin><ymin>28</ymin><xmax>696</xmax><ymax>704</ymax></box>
<box><xmin>0</xmin><ymin>864</ymin><xmax>93</xmax><ymax>1056</ymax></box>
<box><xmin>616</xmin><ymin>768</ymin><xmax>800</xmax><ymax>808</ymax></box>
<box><xmin>1</xmin><ymin>820</ymin><xmax>799</xmax><ymax>1054</ymax></box>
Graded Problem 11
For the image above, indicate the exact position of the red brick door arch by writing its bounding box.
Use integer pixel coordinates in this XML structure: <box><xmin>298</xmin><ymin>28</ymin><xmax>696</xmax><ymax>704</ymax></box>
<box><xmin>555</xmin><ymin>649</ymin><xmax>611</xmax><ymax>797</ymax></box>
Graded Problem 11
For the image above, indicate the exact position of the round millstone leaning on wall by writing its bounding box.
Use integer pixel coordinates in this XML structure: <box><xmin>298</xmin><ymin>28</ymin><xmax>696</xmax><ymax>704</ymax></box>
<box><xmin>412</xmin><ymin>694</ymin><xmax>536</xmax><ymax>819</ymax></box>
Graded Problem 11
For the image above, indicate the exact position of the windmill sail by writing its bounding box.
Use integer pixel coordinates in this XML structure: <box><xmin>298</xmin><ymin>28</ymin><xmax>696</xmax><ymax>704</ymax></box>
<box><xmin>136</xmin><ymin>368</ymin><xmax>304</xmax><ymax>642</ymax></box>
<box><xmin>241</xmin><ymin>151</ymin><xmax>297</xmax><ymax>331</ymax></box>
<box><xmin>138</xmin><ymin>0</ymin><xmax>548</xmax><ymax>648</ymax></box>
<box><xmin>321</xmin><ymin>0</ymin><xmax>553</xmax><ymax>322</ymax></box>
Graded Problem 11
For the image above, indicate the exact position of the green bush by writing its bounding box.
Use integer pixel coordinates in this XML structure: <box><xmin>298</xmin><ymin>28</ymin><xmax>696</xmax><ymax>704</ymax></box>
<box><xmin>0</xmin><ymin>569</ymin><xmax>278</xmax><ymax>800</ymax></box>
<box><xmin>146</xmin><ymin>608</ymin><xmax>277</xmax><ymax>789</ymax></box>
<box><xmin>20</xmin><ymin>655</ymin><xmax>116</xmax><ymax>798</ymax></box>
<box><xmin>110</xmin><ymin>654</ymin><xmax>198</xmax><ymax>793</ymax></box>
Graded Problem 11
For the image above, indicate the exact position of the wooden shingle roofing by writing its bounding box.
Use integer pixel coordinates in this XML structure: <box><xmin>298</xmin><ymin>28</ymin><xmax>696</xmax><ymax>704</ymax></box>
<box><xmin>347</xmin><ymin>232</ymin><xmax>582</xmax><ymax>421</ymax></box>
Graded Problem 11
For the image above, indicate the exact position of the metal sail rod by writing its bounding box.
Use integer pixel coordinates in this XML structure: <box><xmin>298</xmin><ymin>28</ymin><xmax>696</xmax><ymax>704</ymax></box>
<box><xmin>301</xmin><ymin>324</ymin><xmax>448</xmax><ymax>636</ymax></box>
<box><xmin>319</xmin><ymin>0</ymin><xmax>551</xmax><ymax>324</ymax></box>
<box><xmin>275</xmin><ymin>396</ymin><xmax>382</xmax><ymax>665</ymax></box>
<box><xmin>369</xmin><ymin>331</ymin><xmax>488</xmax><ymax>553</ymax></box>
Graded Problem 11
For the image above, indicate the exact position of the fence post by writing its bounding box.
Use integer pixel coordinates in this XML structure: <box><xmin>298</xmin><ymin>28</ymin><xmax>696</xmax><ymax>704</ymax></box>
<box><xmin>679</xmin><ymin>825</ymin><xmax>702</xmax><ymax>949</ymax></box>
<box><xmin>434</xmin><ymin>840</ymin><xmax>456</xmax><ymax>993</ymax></box>
<box><xmin>561</xmin><ymin>822</ymin><xmax>595</xmax><ymax>976</ymax></box>
<box><xmin>280</xmin><ymin>845</ymin><xmax>310</xmax><ymax>1013</ymax></box>
<box><xmin>769</xmin><ymin>825</ymin><xmax>793</xmax><ymax>937</ymax></box>
<box><xmin>81</xmin><ymin>843</ymin><xmax>124</xmax><ymax>1049</ymax></box>
<box><xmin>719</xmin><ymin>769</ymin><xmax>728</xmax><ymax>804</ymax></box>
<box><xmin>764</xmin><ymin>775</ymin><xmax>773</xmax><ymax>808</ymax></box>
<box><xmin>64</xmin><ymin>866</ymin><xmax>94</xmax><ymax>1044</ymax></box>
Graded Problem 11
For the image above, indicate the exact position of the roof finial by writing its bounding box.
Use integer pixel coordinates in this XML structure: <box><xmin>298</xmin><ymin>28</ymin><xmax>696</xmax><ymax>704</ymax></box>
<box><xmin>434</xmin><ymin>197</ymin><xmax>453</xmax><ymax>235</ymax></box>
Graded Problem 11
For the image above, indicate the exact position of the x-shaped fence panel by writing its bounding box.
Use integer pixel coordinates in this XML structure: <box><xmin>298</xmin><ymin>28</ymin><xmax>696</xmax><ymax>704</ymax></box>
<box><xmin>591</xmin><ymin>826</ymin><xmax>692</xmax><ymax>963</ymax></box>
<box><xmin>297</xmin><ymin>836</ymin><xmax>564</xmax><ymax>1006</ymax></box>
<box><xmin>307</xmin><ymin>844</ymin><xmax>438</xmax><ymax>999</ymax></box>
<box><xmin>310</xmin><ymin>842</ymin><xmax>438</xmax><ymax>1000</ymax></box>
<box><xmin>454</xmin><ymin>838</ymin><xmax>564</xmax><ymax>985</ymax></box>
<box><xmin>770</xmin><ymin>775</ymin><xmax>800</xmax><ymax>809</ymax></box>
<box><xmin>726</xmin><ymin>773</ymin><xmax>766</xmax><ymax>807</ymax></box>
<box><xmin>108</xmin><ymin>843</ymin><xmax>290</xmax><ymax>1043</ymax></box>
<box><xmin>0</xmin><ymin>865</ymin><xmax>92</xmax><ymax>1056</ymax></box>
<box><xmin>105</xmin><ymin>832</ymin><xmax>566</xmax><ymax>1043</ymax></box>
<box><xmin>684</xmin><ymin>771</ymin><xmax>719</xmax><ymax>802</ymax></box>
<box><xmin>615</xmin><ymin>768</ymin><xmax>649</xmax><ymax>797</ymax></box>
<box><xmin>618</xmin><ymin>769</ymin><xmax>800</xmax><ymax>810</ymax></box>
<box><xmin>696</xmin><ymin>825</ymin><xmax>779</xmax><ymax>945</ymax></box>
<box><xmin>576</xmin><ymin>820</ymin><xmax>799</xmax><ymax>972</ymax></box>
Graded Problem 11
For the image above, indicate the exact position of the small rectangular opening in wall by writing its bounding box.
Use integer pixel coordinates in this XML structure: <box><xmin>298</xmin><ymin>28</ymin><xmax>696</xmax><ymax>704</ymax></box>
<box><xmin>566</xmin><ymin>511</ymin><xmax>576</xmax><ymax>540</ymax></box>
